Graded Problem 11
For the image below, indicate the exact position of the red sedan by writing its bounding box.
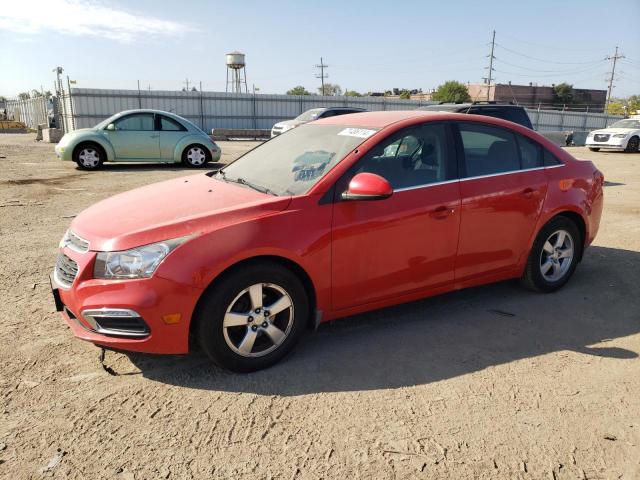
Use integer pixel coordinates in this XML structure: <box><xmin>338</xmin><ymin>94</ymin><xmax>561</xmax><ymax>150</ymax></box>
<box><xmin>52</xmin><ymin>111</ymin><xmax>604</xmax><ymax>372</ymax></box>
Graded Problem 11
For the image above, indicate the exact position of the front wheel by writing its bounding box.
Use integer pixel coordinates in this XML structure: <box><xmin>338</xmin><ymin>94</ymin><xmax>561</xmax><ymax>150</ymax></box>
<box><xmin>196</xmin><ymin>262</ymin><xmax>309</xmax><ymax>372</ymax></box>
<box><xmin>625</xmin><ymin>136</ymin><xmax>639</xmax><ymax>153</ymax></box>
<box><xmin>74</xmin><ymin>143</ymin><xmax>104</xmax><ymax>170</ymax></box>
<box><xmin>521</xmin><ymin>216</ymin><xmax>582</xmax><ymax>293</ymax></box>
<box><xmin>182</xmin><ymin>145</ymin><xmax>210</xmax><ymax>168</ymax></box>
<box><xmin>588</xmin><ymin>147</ymin><xmax>600</xmax><ymax>152</ymax></box>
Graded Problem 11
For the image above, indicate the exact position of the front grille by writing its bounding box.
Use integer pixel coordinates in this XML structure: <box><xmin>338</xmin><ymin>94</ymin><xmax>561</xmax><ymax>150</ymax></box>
<box><xmin>594</xmin><ymin>134</ymin><xmax>610</xmax><ymax>142</ymax></box>
<box><xmin>66</xmin><ymin>230</ymin><xmax>90</xmax><ymax>252</ymax></box>
<box><xmin>55</xmin><ymin>253</ymin><xmax>78</xmax><ymax>288</ymax></box>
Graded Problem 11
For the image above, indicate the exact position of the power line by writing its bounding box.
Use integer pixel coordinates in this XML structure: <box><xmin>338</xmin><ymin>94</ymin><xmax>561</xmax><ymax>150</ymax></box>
<box><xmin>605</xmin><ymin>46</ymin><xmax>625</xmax><ymax>112</ymax></box>
<box><xmin>495</xmin><ymin>43</ymin><xmax>604</xmax><ymax>65</ymax></box>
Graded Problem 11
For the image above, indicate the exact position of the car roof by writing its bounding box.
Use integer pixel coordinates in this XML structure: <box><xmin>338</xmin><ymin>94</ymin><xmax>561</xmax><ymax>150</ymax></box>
<box><xmin>419</xmin><ymin>103</ymin><xmax>523</xmax><ymax>111</ymax></box>
<box><xmin>114</xmin><ymin>109</ymin><xmax>180</xmax><ymax>117</ymax></box>
<box><xmin>314</xmin><ymin>110</ymin><xmax>445</xmax><ymax>128</ymax></box>
<box><xmin>325</xmin><ymin>107</ymin><xmax>367</xmax><ymax>111</ymax></box>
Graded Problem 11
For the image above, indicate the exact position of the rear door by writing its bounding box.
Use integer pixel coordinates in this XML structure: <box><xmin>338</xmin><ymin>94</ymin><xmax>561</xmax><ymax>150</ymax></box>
<box><xmin>331</xmin><ymin>122</ymin><xmax>460</xmax><ymax>310</ymax></box>
<box><xmin>453</xmin><ymin>122</ymin><xmax>547</xmax><ymax>281</ymax></box>
<box><xmin>108</xmin><ymin>113</ymin><xmax>160</xmax><ymax>160</ymax></box>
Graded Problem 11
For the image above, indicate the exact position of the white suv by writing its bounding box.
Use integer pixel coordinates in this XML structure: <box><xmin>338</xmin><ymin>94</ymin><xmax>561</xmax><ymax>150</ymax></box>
<box><xmin>586</xmin><ymin>118</ymin><xmax>640</xmax><ymax>152</ymax></box>
<box><xmin>271</xmin><ymin>107</ymin><xmax>366</xmax><ymax>138</ymax></box>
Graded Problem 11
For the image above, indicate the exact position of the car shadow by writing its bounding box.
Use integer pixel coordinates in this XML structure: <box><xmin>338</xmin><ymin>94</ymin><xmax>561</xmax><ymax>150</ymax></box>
<box><xmin>76</xmin><ymin>162</ymin><xmax>225</xmax><ymax>173</ymax></box>
<box><xmin>121</xmin><ymin>246</ymin><xmax>639</xmax><ymax>395</ymax></box>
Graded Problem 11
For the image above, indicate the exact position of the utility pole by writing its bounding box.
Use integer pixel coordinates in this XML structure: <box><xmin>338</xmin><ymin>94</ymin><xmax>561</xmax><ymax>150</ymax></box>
<box><xmin>485</xmin><ymin>30</ymin><xmax>496</xmax><ymax>101</ymax></box>
<box><xmin>184</xmin><ymin>78</ymin><xmax>191</xmax><ymax>91</ymax></box>
<box><xmin>315</xmin><ymin>57</ymin><xmax>328</xmax><ymax>95</ymax></box>
<box><xmin>605</xmin><ymin>46</ymin><xmax>624</xmax><ymax>113</ymax></box>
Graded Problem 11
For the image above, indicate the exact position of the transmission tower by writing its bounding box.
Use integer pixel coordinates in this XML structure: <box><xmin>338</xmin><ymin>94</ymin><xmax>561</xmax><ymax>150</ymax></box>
<box><xmin>483</xmin><ymin>30</ymin><xmax>496</xmax><ymax>101</ymax></box>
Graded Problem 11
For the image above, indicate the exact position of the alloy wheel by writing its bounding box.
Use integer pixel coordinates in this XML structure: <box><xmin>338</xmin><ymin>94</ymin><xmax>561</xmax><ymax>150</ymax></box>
<box><xmin>539</xmin><ymin>229</ymin><xmax>574</xmax><ymax>282</ymax></box>
<box><xmin>78</xmin><ymin>148</ymin><xmax>100</xmax><ymax>168</ymax></box>
<box><xmin>187</xmin><ymin>147</ymin><xmax>206</xmax><ymax>166</ymax></box>
<box><xmin>222</xmin><ymin>283</ymin><xmax>294</xmax><ymax>358</ymax></box>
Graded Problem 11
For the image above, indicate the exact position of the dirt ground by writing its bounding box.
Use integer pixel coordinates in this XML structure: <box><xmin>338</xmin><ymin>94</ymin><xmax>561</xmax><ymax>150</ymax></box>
<box><xmin>0</xmin><ymin>133</ymin><xmax>638</xmax><ymax>480</ymax></box>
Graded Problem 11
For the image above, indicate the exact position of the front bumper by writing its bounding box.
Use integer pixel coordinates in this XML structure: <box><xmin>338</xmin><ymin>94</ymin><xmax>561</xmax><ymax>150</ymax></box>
<box><xmin>586</xmin><ymin>138</ymin><xmax>628</xmax><ymax>150</ymax></box>
<box><xmin>52</xmin><ymin>247</ymin><xmax>202</xmax><ymax>354</ymax></box>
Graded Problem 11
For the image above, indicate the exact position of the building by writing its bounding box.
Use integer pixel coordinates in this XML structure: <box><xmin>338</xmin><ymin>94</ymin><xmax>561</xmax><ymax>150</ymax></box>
<box><xmin>466</xmin><ymin>83</ymin><xmax>607</xmax><ymax>112</ymax></box>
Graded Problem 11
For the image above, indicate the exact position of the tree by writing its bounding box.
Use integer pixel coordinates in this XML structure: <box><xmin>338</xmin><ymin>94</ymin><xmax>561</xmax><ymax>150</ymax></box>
<box><xmin>431</xmin><ymin>81</ymin><xmax>470</xmax><ymax>103</ymax></box>
<box><xmin>345</xmin><ymin>90</ymin><xmax>362</xmax><ymax>97</ymax></box>
<box><xmin>399</xmin><ymin>90</ymin><xmax>411</xmax><ymax>100</ymax></box>
<box><xmin>287</xmin><ymin>86</ymin><xmax>311</xmax><ymax>96</ymax></box>
<box><xmin>18</xmin><ymin>92</ymin><xmax>31</xmax><ymax>100</ymax></box>
<box><xmin>552</xmin><ymin>83</ymin><xmax>574</xmax><ymax>105</ymax></box>
<box><xmin>607</xmin><ymin>101</ymin><xmax>626</xmax><ymax>115</ymax></box>
<box><xmin>627</xmin><ymin>95</ymin><xmax>640</xmax><ymax>114</ymax></box>
<box><xmin>318</xmin><ymin>83</ymin><xmax>342</xmax><ymax>96</ymax></box>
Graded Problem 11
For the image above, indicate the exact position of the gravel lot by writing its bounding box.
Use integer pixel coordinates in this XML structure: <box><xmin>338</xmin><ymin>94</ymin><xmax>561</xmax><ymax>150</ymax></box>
<box><xmin>0</xmin><ymin>134</ymin><xmax>638</xmax><ymax>479</ymax></box>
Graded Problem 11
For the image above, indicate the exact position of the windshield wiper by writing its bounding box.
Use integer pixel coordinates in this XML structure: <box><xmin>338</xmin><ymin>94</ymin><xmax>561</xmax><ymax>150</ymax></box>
<box><xmin>225</xmin><ymin>175</ymin><xmax>276</xmax><ymax>196</ymax></box>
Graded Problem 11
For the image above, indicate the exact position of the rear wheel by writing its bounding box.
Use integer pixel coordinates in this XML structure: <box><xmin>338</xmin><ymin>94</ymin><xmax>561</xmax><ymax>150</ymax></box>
<box><xmin>196</xmin><ymin>262</ymin><xmax>309</xmax><ymax>372</ymax></box>
<box><xmin>74</xmin><ymin>143</ymin><xmax>104</xmax><ymax>170</ymax></box>
<box><xmin>521</xmin><ymin>216</ymin><xmax>582</xmax><ymax>293</ymax></box>
<box><xmin>182</xmin><ymin>144</ymin><xmax>210</xmax><ymax>168</ymax></box>
<box><xmin>625</xmin><ymin>136</ymin><xmax>639</xmax><ymax>153</ymax></box>
<box><xmin>588</xmin><ymin>147</ymin><xmax>600</xmax><ymax>152</ymax></box>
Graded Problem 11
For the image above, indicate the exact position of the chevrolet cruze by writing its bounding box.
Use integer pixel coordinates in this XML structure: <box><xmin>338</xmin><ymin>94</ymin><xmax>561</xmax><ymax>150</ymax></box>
<box><xmin>52</xmin><ymin>111</ymin><xmax>604</xmax><ymax>372</ymax></box>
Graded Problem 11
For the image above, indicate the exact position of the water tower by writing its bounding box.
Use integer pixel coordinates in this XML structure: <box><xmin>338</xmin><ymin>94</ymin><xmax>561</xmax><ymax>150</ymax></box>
<box><xmin>226</xmin><ymin>51</ymin><xmax>248</xmax><ymax>94</ymax></box>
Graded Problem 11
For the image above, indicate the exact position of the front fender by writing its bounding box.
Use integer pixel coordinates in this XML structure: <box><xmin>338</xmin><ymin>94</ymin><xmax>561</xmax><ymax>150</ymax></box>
<box><xmin>173</xmin><ymin>134</ymin><xmax>216</xmax><ymax>163</ymax></box>
<box><xmin>67</xmin><ymin>131</ymin><xmax>116</xmax><ymax>161</ymax></box>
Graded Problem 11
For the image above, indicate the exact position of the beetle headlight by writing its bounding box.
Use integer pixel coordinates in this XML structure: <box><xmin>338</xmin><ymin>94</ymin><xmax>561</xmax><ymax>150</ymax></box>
<box><xmin>94</xmin><ymin>237</ymin><xmax>189</xmax><ymax>279</ymax></box>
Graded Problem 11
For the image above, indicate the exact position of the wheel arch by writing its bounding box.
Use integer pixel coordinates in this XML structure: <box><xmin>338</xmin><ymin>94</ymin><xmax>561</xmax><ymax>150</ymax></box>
<box><xmin>72</xmin><ymin>138</ymin><xmax>114</xmax><ymax>162</ymax></box>
<box><xmin>174</xmin><ymin>135</ymin><xmax>212</xmax><ymax>163</ymax></box>
<box><xmin>189</xmin><ymin>255</ymin><xmax>318</xmax><ymax>343</ymax></box>
<box><xmin>533</xmin><ymin>209</ymin><xmax>587</xmax><ymax>262</ymax></box>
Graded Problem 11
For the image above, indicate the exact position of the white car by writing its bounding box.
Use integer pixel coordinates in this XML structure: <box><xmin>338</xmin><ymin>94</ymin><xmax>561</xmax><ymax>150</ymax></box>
<box><xmin>586</xmin><ymin>118</ymin><xmax>640</xmax><ymax>152</ymax></box>
<box><xmin>270</xmin><ymin>107</ymin><xmax>366</xmax><ymax>138</ymax></box>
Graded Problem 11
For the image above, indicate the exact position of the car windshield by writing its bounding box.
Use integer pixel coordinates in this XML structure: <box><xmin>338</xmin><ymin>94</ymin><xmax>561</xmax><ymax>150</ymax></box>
<box><xmin>295</xmin><ymin>108</ymin><xmax>325</xmax><ymax>122</ymax></box>
<box><xmin>609</xmin><ymin>119</ymin><xmax>640</xmax><ymax>129</ymax></box>
<box><xmin>219</xmin><ymin>124</ymin><xmax>378</xmax><ymax>196</ymax></box>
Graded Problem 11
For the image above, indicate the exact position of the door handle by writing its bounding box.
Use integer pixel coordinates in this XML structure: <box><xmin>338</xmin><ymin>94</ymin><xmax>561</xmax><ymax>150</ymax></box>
<box><xmin>430</xmin><ymin>205</ymin><xmax>455</xmax><ymax>219</ymax></box>
<box><xmin>521</xmin><ymin>187</ymin><xmax>535</xmax><ymax>199</ymax></box>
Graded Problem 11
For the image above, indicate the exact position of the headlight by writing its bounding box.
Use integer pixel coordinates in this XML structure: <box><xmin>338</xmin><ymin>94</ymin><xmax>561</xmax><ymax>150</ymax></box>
<box><xmin>94</xmin><ymin>237</ymin><xmax>190</xmax><ymax>279</ymax></box>
<box><xmin>587</xmin><ymin>133</ymin><xmax>594</xmax><ymax>138</ymax></box>
<box><xmin>613</xmin><ymin>133</ymin><xmax>628</xmax><ymax>138</ymax></box>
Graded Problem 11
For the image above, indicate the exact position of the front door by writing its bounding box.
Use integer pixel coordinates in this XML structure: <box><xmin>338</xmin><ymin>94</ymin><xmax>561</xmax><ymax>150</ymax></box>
<box><xmin>453</xmin><ymin>122</ymin><xmax>547</xmax><ymax>281</ymax></box>
<box><xmin>331</xmin><ymin>123</ymin><xmax>460</xmax><ymax>311</ymax></box>
<box><xmin>108</xmin><ymin>113</ymin><xmax>160</xmax><ymax>160</ymax></box>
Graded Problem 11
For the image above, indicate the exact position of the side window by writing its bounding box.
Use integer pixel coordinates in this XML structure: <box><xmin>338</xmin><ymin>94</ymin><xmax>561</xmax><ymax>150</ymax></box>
<box><xmin>320</xmin><ymin>110</ymin><xmax>336</xmax><ymax>118</ymax></box>
<box><xmin>516</xmin><ymin>134</ymin><xmax>542</xmax><ymax>169</ymax></box>
<box><xmin>160</xmin><ymin>116</ymin><xmax>185</xmax><ymax>131</ymax></box>
<box><xmin>352</xmin><ymin>123</ymin><xmax>452</xmax><ymax>190</ymax></box>
<box><xmin>543</xmin><ymin>149</ymin><xmax>562</xmax><ymax>166</ymax></box>
<box><xmin>458</xmin><ymin>123</ymin><xmax>520</xmax><ymax>177</ymax></box>
<box><xmin>114</xmin><ymin>113</ymin><xmax>154</xmax><ymax>131</ymax></box>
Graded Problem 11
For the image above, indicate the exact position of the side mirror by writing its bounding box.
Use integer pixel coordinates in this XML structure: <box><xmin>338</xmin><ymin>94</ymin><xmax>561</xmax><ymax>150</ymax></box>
<box><xmin>106</xmin><ymin>123</ymin><xmax>115</xmax><ymax>131</ymax></box>
<box><xmin>341</xmin><ymin>172</ymin><xmax>393</xmax><ymax>201</ymax></box>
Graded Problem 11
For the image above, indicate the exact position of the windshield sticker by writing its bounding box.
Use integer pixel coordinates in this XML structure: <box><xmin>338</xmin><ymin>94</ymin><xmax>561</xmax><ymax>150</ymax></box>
<box><xmin>338</xmin><ymin>128</ymin><xmax>377</xmax><ymax>139</ymax></box>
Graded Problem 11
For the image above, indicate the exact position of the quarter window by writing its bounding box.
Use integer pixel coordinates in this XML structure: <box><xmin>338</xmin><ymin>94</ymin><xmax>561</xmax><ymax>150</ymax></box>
<box><xmin>114</xmin><ymin>113</ymin><xmax>155</xmax><ymax>131</ymax></box>
<box><xmin>458</xmin><ymin>123</ymin><xmax>520</xmax><ymax>177</ymax></box>
<box><xmin>352</xmin><ymin>123</ymin><xmax>452</xmax><ymax>189</ymax></box>
<box><xmin>160</xmin><ymin>116</ymin><xmax>185</xmax><ymax>131</ymax></box>
<box><xmin>516</xmin><ymin>134</ymin><xmax>542</xmax><ymax>169</ymax></box>
<box><xmin>543</xmin><ymin>149</ymin><xmax>562</xmax><ymax>166</ymax></box>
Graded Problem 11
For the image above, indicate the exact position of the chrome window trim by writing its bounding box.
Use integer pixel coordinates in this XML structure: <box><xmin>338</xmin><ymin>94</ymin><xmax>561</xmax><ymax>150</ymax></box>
<box><xmin>392</xmin><ymin>164</ymin><xmax>565</xmax><ymax>193</ymax></box>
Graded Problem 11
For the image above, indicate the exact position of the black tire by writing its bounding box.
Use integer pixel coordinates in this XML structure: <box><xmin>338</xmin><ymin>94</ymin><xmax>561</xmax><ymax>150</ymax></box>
<box><xmin>588</xmin><ymin>147</ymin><xmax>600</xmax><ymax>152</ymax></box>
<box><xmin>625</xmin><ymin>136</ymin><xmax>639</xmax><ymax>153</ymax></box>
<box><xmin>182</xmin><ymin>144</ymin><xmax>211</xmax><ymax>168</ymax></box>
<box><xmin>73</xmin><ymin>142</ymin><xmax>105</xmax><ymax>170</ymax></box>
<box><xmin>521</xmin><ymin>216</ymin><xmax>582</xmax><ymax>293</ymax></box>
<box><xmin>196</xmin><ymin>262</ymin><xmax>309</xmax><ymax>372</ymax></box>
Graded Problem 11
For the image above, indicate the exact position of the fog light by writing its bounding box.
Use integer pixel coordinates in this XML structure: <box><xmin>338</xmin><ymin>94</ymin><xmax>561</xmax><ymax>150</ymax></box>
<box><xmin>162</xmin><ymin>313</ymin><xmax>182</xmax><ymax>325</ymax></box>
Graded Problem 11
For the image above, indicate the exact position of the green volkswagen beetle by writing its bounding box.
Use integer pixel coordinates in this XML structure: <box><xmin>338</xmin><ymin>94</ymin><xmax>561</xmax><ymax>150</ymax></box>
<box><xmin>55</xmin><ymin>109</ymin><xmax>221</xmax><ymax>170</ymax></box>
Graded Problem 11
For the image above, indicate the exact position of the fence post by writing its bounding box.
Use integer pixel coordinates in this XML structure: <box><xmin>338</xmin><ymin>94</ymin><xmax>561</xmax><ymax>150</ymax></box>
<box><xmin>560</xmin><ymin>104</ymin><xmax>566</xmax><ymax>131</ymax></box>
<box><xmin>66</xmin><ymin>76</ymin><xmax>75</xmax><ymax>131</ymax></box>
<box><xmin>582</xmin><ymin>106</ymin><xmax>589</xmax><ymax>130</ymax></box>
<box><xmin>252</xmin><ymin>91</ymin><xmax>257</xmax><ymax>130</ymax></box>
<box><xmin>535</xmin><ymin>103</ymin><xmax>541</xmax><ymax>130</ymax></box>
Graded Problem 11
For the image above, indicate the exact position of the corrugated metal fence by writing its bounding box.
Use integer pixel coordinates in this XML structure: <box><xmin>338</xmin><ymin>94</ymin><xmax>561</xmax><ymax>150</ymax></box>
<box><xmin>67</xmin><ymin>88</ymin><xmax>434</xmax><ymax>131</ymax></box>
<box><xmin>53</xmin><ymin>87</ymin><xmax>623</xmax><ymax>133</ymax></box>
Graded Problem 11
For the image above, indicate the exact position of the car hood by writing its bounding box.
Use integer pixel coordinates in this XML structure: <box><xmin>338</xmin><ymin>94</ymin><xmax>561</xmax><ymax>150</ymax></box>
<box><xmin>274</xmin><ymin>119</ymin><xmax>305</xmax><ymax>128</ymax></box>
<box><xmin>591</xmin><ymin>128</ymin><xmax>637</xmax><ymax>135</ymax></box>
<box><xmin>71</xmin><ymin>174</ymin><xmax>291</xmax><ymax>251</ymax></box>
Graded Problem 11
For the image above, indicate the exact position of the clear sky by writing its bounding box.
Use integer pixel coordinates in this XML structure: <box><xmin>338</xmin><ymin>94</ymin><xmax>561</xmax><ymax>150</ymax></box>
<box><xmin>1</xmin><ymin>0</ymin><xmax>639</xmax><ymax>98</ymax></box>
